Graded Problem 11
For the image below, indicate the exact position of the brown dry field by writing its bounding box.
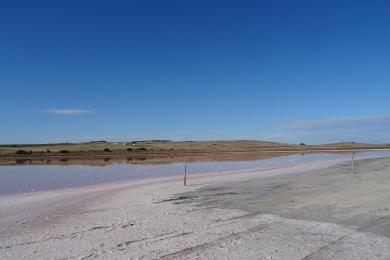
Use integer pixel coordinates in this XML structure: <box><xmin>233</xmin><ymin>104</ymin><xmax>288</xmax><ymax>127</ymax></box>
<box><xmin>0</xmin><ymin>140</ymin><xmax>389</xmax><ymax>165</ymax></box>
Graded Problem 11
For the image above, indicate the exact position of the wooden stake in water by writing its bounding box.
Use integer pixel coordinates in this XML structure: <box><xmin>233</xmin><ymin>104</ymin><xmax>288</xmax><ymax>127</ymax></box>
<box><xmin>184</xmin><ymin>163</ymin><xmax>187</xmax><ymax>186</ymax></box>
<box><xmin>352</xmin><ymin>152</ymin><xmax>355</xmax><ymax>174</ymax></box>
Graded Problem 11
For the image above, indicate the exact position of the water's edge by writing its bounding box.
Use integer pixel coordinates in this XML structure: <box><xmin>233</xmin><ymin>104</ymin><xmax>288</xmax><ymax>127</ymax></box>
<box><xmin>1</xmin><ymin>151</ymin><xmax>390</xmax><ymax>195</ymax></box>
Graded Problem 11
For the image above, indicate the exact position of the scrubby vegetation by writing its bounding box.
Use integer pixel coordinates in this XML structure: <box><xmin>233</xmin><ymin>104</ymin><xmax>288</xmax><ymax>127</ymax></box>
<box><xmin>15</xmin><ymin>150</ymin><xmax>31</xmax><ymax>155</ymax></box>
<box><xmin>3</xmin><ymin>140</ymin><xmax>390</xmax><ymax>159</ymax></box>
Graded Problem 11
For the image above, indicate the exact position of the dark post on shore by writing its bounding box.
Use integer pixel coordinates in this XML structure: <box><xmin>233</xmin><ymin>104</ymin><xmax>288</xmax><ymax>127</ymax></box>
<box><xmin>352</xmin><ymin>152</ymin><xmax>355</xmax><ymax>174</ymax></box>
<box><xmin>184</xmin><ymin>163</ymin><xmax>187</xmax><ymax>186</ymax></box>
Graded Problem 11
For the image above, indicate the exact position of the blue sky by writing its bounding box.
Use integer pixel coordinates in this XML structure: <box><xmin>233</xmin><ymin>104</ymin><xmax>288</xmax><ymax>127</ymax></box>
<box><xmin>1</xmin><ymin>0</ymin><xmax>390</xmax><ymax>144</ymax></box>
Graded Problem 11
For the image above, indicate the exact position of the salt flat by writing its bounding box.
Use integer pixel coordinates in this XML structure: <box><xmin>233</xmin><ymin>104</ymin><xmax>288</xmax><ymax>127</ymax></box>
<box><xmin>1</xmin><ymin>156</ymin><xmax>390</xmax><ymax>259</ymax></box>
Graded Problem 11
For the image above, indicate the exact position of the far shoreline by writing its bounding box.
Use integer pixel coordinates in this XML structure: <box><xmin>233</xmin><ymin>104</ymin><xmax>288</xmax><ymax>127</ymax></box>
<box><xmin>1</xmin><ymin>148</ymin><xmax>390</xmax><ymax>166</ymax></box>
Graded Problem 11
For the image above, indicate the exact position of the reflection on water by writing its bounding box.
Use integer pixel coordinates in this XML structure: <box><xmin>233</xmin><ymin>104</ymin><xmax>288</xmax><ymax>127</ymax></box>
<box><xmin>1</xmin><ymin>150</ymin><xmax>390</xmax><ymax>195</ymax></box>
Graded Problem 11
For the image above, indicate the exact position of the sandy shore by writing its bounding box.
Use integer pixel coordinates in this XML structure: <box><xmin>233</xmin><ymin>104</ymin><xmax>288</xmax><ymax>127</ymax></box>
<box><xmin>2</xmin><ymin>156</ymin><xmax>390</xmax><ymax>259</ymax></box>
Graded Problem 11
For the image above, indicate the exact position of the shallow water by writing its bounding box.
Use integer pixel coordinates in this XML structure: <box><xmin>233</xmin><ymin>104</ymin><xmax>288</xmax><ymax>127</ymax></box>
<box><xmin>1</xmin><ymin>150</ymin><xmax>390</xmax><ymax>195</ymax></box>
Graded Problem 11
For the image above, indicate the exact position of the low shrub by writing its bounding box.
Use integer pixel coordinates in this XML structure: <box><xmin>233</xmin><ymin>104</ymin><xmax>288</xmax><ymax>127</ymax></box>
<box><xmin>103</xmin><ymin>148</ymin><xmax>112</xmax><ymax>152</ymax></box>
<box><xmin>15</xmin><ymin>150</ymin><xmax>30</xmax><ymax>155</ymax></box>
<box><xmin>59</xmin><ymin>150</ymin><xmax>69</xmax><ymax>153</ymax></box>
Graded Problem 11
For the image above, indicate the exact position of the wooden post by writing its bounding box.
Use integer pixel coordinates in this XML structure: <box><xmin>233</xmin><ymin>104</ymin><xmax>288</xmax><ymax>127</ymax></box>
<box><xmin>352</xmin><ymin>152</ymin><xmax>355</xmax><ymax>174</ymax></box>
<box><xmin>184</xmin><ymin>163</ymin><xmax>187</xmax><ymax>186</ymax></box>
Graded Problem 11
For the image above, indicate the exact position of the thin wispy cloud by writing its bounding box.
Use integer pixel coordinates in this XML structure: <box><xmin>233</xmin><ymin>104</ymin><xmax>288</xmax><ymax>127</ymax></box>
<box><xmin>277</xmin><ymin>114</ymin><xmax>390</xmax><ymax>144</ymax></box>
<box><xmin>282</xmin><ymin>115</ymin><xmax>390</xmax><ymax>130</ymax></box>
<box><xmin>44</xmin><ymin>109</ymin><xmax>94</xmax><ymax>115</ymax></box>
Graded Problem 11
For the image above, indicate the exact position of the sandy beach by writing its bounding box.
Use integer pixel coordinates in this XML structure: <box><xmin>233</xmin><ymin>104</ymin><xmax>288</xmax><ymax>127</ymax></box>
<box><xmin>2</xmin><ymin>156</ymin><xmax>390</xmax><ymax>259</ymax></box>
